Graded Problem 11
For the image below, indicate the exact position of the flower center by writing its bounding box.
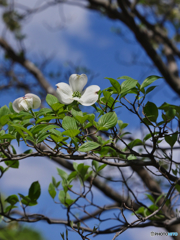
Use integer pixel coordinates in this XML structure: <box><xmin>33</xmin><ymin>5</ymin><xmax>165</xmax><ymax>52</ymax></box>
<box><xmin>72</xmin><ymin>91</ymin><xmax>81</xmax><ymax>98</ymax></box>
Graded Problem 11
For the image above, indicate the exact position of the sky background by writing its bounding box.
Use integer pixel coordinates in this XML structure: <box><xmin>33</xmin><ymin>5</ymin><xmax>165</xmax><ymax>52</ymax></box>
<box><xmin>0</xmin><ymin>0</ymin><xmax>179</xmax><ymax>239</ymax></box>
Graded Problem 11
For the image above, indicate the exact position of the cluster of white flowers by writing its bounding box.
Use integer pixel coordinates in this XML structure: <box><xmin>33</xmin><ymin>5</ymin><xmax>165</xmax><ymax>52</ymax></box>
<box><xmin>12</xmin><ymin>74</ymin><xmax>100</xmax><ymax>112</ymax></box>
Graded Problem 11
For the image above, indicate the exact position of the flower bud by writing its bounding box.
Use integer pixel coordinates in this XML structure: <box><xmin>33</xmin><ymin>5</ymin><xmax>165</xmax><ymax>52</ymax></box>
<box><xmin>13</xmin><ymin>93</ymin><xmax>41</xmax><ymax>113</ymax></box>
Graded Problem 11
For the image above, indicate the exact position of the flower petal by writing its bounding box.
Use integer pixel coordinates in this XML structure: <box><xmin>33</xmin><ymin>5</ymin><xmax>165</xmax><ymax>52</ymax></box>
<box><xmin>21</xmin><ymin>99</ymin><xmax>32</xmax><ymax>111</ymax></box>
<box><xmin>56</xmin><ymin>82</ymin><xmax>73</xmax><ymax>104</ymax></box>
<box><xmin>69</xmin><ymin>74</ymin><xmax>88</xmax><ymax>93</ymax></box>
<box><xmin>12</xmin><ymin>97</ymin><xmax>24</xmax><ymax>113</ymax></box>
<box><xmin>78</xmin><ymin>85</ymin><xmax>100</xmax><ymax>106</ymax></box>
<box><xmin>25</xmin><ymin>93</ymin><xmax>41</xmax><ymax>109</ymax></box>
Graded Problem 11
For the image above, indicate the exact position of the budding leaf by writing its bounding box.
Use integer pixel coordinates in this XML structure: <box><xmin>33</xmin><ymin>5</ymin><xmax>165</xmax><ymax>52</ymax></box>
<box><xmin>48</xmin><ymin>183</ymin><xmax>56</xmax><ymax>199</ymax></box>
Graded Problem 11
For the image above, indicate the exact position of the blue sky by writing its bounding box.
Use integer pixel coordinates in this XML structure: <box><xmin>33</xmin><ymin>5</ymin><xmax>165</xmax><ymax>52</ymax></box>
<box><xmin>0</xmin><ymin>1</ymin><xmax>178</xmax><ymax>240</ymax></box>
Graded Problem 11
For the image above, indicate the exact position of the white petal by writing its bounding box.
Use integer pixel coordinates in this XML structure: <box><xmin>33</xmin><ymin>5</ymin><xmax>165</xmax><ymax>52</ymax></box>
<box><xmin>56</xmin><ymin>82</ymin><xmax>73</xmax><ymax>104</ymax></box>
<box><xmin>25</xmin><ymin>93</ymin><xmax>41</xmax><ymax>109</ymax></box>
<box><xmin>78</xmin><ymin>85</ymin><xmax>100</xmax><ymax>106</ymax></box>
<box><xmin>20</xmin><ymin>99</ymin><xmax>30</xmax><ymax>111</ymax></box>
<box><xmin>69</xmin><ymin>74</ymin><xmax>88</xmax><ymax>93</ymax></box>
<box><xmin>12</xmin><ymin>97</ymin><xmax>24</xmax><ymax>113</ymax></box>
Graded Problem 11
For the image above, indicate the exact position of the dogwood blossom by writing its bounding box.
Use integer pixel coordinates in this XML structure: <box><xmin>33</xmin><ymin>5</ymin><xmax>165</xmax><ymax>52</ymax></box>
<box><xmin>13</xmin><ymin>93</ymin><xmax>41</xmax><ymax>113</ymax></box>
<box><xmin>56</xmin><ymin>74</ymin><xmax>100</xmax><ymax>106</ymax></box>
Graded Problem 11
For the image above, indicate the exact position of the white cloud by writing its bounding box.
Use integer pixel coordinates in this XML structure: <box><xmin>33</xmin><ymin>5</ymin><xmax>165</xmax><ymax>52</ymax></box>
<box><xmin>0</xmin><ymin>0</ymin><xmax>92</xmax><ymax>62</ymax></box>
<box><xmin>16</xmin><ymin>1</ymin><xmax>91</xmax><ymax>61</ymax></box>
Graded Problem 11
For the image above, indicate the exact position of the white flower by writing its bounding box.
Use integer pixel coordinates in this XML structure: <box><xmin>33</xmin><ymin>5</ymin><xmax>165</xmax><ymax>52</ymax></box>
<box><xmin>13</xmin><ymin>93</ymin><xmax>41</xmax><ymax>113</ymax></box>
<box><xmin>56</xmin><ymin>74</ymin><xmax>100</xmax><ymax>106</ymax></box>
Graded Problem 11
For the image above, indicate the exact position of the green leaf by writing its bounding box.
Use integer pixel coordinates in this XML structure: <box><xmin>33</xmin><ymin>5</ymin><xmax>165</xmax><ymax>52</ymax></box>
<box><xmin>4</xmin><ymin>205</ymin><xmax>17</xmax><ymax>213</ymax></box>
<box><xmin>52</xmin><ymin>176</ymin><xmax>57</xmax><ymax>187</ymax></box>
<box><xmin>117</xmin><ymin>76</ymin><xmax>138</xmax><ymax>95</ymax></box>
<box><xmin>145</xmin><ymin>86</ymin><xmax>156</xmax><ymax>94</ymax></box>
<box><xmin>11</xmin><ymin>145</ymin><xmax>16</xmax><ymax>154</ymax></box>
<box><xmin>98</xmin><ymin>112</ymin><xmax>118</xmax><ymax>130</ymax></box>
<box><xmin>36</xmin><ymin>108</ymin><xmax>52</xmax><ymax>117</ymax></box>
<box><xmin>105</xmin><ymin>77</ymin><xmax>121</xmax><ymax>93</ymax></box>
<box><xmin>135</xmin><ymin>206</ymin><xmax>145</xmax><ymax>215</ymax></box>
<box><xmin>165</xmin><ymin>132</ymin><xmax>178</xmax><ymax>147</ymax></box>
<box><xmin>10</xmin><ymin>123</ymin><xmax>33</xmax><ymax>136</ymax></box>
<box><xmin>28</xmin><ymin>181</ymin><xmax>41</xmax><ymax>201</ymax></box>
<box><xmin>144</xmin><ymin>204</ymin><xmax>159</xmax><ymax>217</ymax></box>
<box><xmin>159</xmin><ymin>102</ymin><xmax>171</xmax><ymax>111</ymax></box>
<box><xmin>71</xmin><ymin>109</ymin><xmax>83</xmax><ymax>117</ymax></box>
<box><xmin>73</xmin><ymin>162</ymin><xmax>78</xmax><ymax>171</ymax></box>
<box><xmin>143</xmin><ymin>133</ymin><xmax>153</xmax><ymax>142</ymax></box>
<box><xmin>127</xmin><ymin>155</ymin><xmax>137</xmax><ymax>160</ymax></box>
<box><xmin>18</xmin><ymin>194</ymin><xmax>37</xmax><ymax>206</ymax></box>
<box><xmin>0</xmin><ymin>134</ymin><xmax>16</xmax><ymax>140</ymax></box>
<box><xmin>84</xmin><ymin>171</ymin><xmax>93</xmax><ymax>181</ymax></box>
<box><xmin>37</xmin><ymin>124</ymin><xmax>60</xmax><ymax>135</ymax></box>
<box><xmin>37</xmin><ymin>132</ymin><xmax>50</xmax><ymax>143</ymax></box>
<box><xmin>172</xmin><ymin>168</ymin><xmax>177</xmax><ymax>176</ymax></box>
<box><xmin>77</xmin><ymin>222</ymin><xmax>81</xmax><ymax>230</ymax></box>
<box><xmin>46</xmin><ymin>94</ymin><xmax>59</xmax><ymax>107</ymax></box>
<box><xmin>101</xmin><ymin>96</ymin><xmax>116</xmax><ymax>108</ymax></box>
<box><xmin>0</xmin><ymin>105</ymin><xmax>11</xmax><ymax>118</ymax></box>
<box><xmin>103</xmin><ymin>90</ymin><xmax>111</xmax><ymax>101</ymax></box>
<box><xmin>70</xmin><ymin>221</ymin><xmax>74</xmax><ymax>228</ymax></box>
<box><xmin>25</xmin><ymin>136</ymin><xmax>36</xmax><ymax>144</ymax></box>
<box><xmin>165</xmin><ymin>199</ymin><xmax>170</xmax><ymax>206</ymax></box>
<box><xmin>175</xmin><ymin>184</ymin><xmax>180</xmax><ymax>193</ymax></box>
<box><xmin>71</xmin><ymin>109</ymin><xmax>90</xmax><ymax>124</ymax></box>
<box><xmin>62</xmin><ymin>116</ymin><xmax>78</xmax><ymax>130</ymax></box>
<box><xmin>155</xmin><ymin>194</ymin><xmax>164</xmax><ymax>205</ymax></box>
<box><xmin>77</xmin><ymin>164</ymin><xmax>90</xmax><ymax>179</ymax></box>
<box><xmin>48</xmin><ymin>183</ymin><xmax>56</xmax><ymax>199</ymax></box>
<box><xmin>5</xmin><ymin>195</ymin><xmax>19</xmax><ymax>205</ymax></box>
<box><xmin>127</xmin><ymin>139</ymin><xmax>142</xmax><ymax>149</ymax></box>
<box><xmin>9</xmin><ymin>102</ymin><xmax>16</xmax><ymax>113</ymax></box>
<box><xmin>5</xmin><ymin>160</ymin><xmax>19</xmax><ymax>168</ymax></box>
<box><xmin>23</xmin><ymin>149</ymin><xmax>33</xmax><ymax>154</ymax></box>
<box><xmin>140</xmin><ymin>75</ymin><xmax>161</xmax><ymax>89</ymax></box>
<box><xmin>51</xmin><ymin>135</ymin><xmax>68</xmax><ymax>143</ymax></box>
<box><xmin>98</xmin><ymin>164</ymin><xmax>106</xmax><ymax>172</ymax></box>
<box><xmin>87</xmin><ymin>114</ymin><xmax>95</xmax><ymax>123</ymax></box>
<box><xmin>117</xmin><ymin>120</ymin><xmax>128</xmax><ymax>130</ymax></box>
<box><xmin>0</xmin><ymin>115</ymin><xmax>9</xmax><ymax>126</ymax></box>
<box><xmin>143</xmin><ymin>101</ymin><xmax>158</xmax><ymax>122</ymax></box>
<box><xmin>0</xmin><ymin>130</ymin><xmax>5</xmax><ymax>136</ymax></box>
<box><xmin>145</xmin><ymin>194</ymin><xmax>155</xmax><ymax>203</ymax></box>
<box><xmin>30</xmin><ymin>124</ymin><xmax>50</xmax><ymax>135</ymax></box>
<box><xmin>62</xmin><ymin>129</ymin><xmax>80</xmax><ymax>138</ymax></box>
<box><xmin>50</xmin><ymin>129</ymin><xmax>62</xmax><ymax>137</ymax></box>
<box><xmin>36</xmin><ymin>116</ymin><xmax>60</xmax><ymax>124</ymax></box>
<box><xmin>58</xmin><ymin>190</ymin><xmax>74</xmax><ymax>207</ymax></box>
<box><xmin>65</xmin><ymin>198</ymin><xmax>75</xmax><ymax>206</ymax></box>
<box><xmin>92</xmin><ymin>160</ymin><xmax>99</xmax><ymax>171</ymax></box>
<box><xmin>60</xmin><ymin>233</ymin><xmax>65</xmax><ymax>240</ymax></box>
<box><xmin>67</xmin><ymin>171</ymin><xmax>77</xmax><ymax>183</ymax></box>
<box><xmin>78</xmin><ymin>142</ymin><xmax>100</xmax><ymax>152</ymax></box>
<box><xmin>75</xmin><ymin>115</ymin><xmax>89</xmax><ymax>124</ymax></box>
<box><xmin>57</xmin><ymin>168</ymin><xmax>68</xmax><ymax>180</ymax></box>
<box><xmin>51</xmin><ymin>102</ymin><xmax>64</xmax><ymax>111</ymax></box>
<box><xmin>165</xmin><ymin>107</ymin><xmax>176</xmax><ymax>121</ymax></box>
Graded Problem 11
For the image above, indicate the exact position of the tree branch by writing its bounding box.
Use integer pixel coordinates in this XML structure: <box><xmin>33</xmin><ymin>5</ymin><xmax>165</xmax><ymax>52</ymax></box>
<box><xmin>0</xmin><ymin>38</ymin><xmax>56</xmax><ymax>95</ymax></box>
